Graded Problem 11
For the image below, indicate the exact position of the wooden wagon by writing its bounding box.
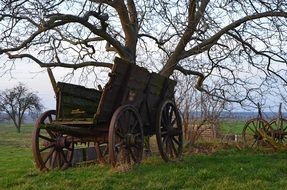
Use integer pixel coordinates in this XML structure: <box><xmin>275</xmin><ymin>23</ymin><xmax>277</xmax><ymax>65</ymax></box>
<box><xmin>32</xmin><ymin>57</ymin><xmax>183</xmax><ymax>170</ymax></box>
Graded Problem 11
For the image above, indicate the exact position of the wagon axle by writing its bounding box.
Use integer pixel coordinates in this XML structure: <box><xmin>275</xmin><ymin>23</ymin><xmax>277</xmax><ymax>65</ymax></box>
<box><xmin>166</xmin><ymin>128</ymin><xmax>182</xmax><ymax>137</ymax></box>
<box><xmin>53</xmin><ymin>136</ymin><xmax>72</xmax><ymax>151</ymax></box>
<box><xmin>125</xmin><ymin>133</ymin><xmax>139</xmax><ymax>146</ymax></box>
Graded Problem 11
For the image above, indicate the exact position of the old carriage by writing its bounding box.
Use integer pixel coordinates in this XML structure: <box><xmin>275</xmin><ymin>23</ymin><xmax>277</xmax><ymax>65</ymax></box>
<box><xmin>32</xmin><ymin>57</ymin><xmax>183</xmax><ymax>170</ymax></box>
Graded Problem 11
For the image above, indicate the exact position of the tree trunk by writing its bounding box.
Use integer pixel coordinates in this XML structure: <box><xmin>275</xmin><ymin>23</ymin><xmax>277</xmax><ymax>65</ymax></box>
<box><xmin>16</xmin><ymin>125</ymin><xmax>21</xmax><ymax>133</ymax></box>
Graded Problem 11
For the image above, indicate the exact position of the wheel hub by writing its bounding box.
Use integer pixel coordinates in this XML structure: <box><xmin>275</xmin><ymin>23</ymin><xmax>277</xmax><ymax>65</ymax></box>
<box><xmin>253</xmin><ymin>133</ymin><xmax>262</xmax><ymax>140</ymax></box>
<box><xmin>167</xmin><ymin>128</ymin><xmax>181</xmax><ymax>136</ymax></box>
<box><xmin>125</xmin><ymin>133</ymin><xmax>136</xmax><ymax>146</ymax></box>
<box><xmin>54</xmin><ymin>136</ymin><xmax>70</xmax><ymax>150</ymax></box>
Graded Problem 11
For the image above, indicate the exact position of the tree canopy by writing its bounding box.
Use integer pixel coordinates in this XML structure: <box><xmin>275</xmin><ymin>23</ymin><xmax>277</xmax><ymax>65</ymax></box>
<box><xmin>0</xmin><ymin>0</ymin><xmax>287</xmax><ymax>104</ymax></box>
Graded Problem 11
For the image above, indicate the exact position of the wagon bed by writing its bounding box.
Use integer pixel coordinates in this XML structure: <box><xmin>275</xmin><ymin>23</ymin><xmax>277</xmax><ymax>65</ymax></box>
<box><xmin>32</xmin><ymin>57</ymin><xmax>182</xmax><ymax>170</ymax></box>
<box><xmin>54</xmin><ymin>57</ymin><xmax>176</xmax><ymax>131</ymax></box>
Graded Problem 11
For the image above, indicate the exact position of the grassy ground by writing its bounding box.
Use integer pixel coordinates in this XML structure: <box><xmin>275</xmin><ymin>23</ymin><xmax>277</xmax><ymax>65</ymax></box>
<box><xmin>219</xmin><ymin>120</ymin><xmax>246</xmax><ymax>135</ymax></box>
<box><xmin>1</xmin><ymin>124</ymin><xmax>287</xmax><ymax>190</ymax></box>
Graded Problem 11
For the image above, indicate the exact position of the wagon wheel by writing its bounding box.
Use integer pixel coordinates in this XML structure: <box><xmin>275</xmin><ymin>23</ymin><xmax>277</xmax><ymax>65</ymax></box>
<box><xmin>269</xmin><ymin>118</ymin><xmax>287</xmax><ymax>144</ymax></box>
<box><xmin>32</xmin><ymin>110</ymin><xmax>74</xmax><ymax>170</ymax></box>
<box><xmin>156</xmin><ymin>100</ymin><xmax>183</xmax><ymax>162</ymax></box>
<box><xmin>242</xmin><ymin>118</ymin><xmax>271</xmax><ymax>148</ymax></box>
<box><xmin>95</xmin><ymin>142</ymin><xmax>108</xmax><ymax>164</ymax></box>
<box><xmin>108</xmin><ymin>105</ymin><xmax>144</xmax><ymax>168</ymax></box>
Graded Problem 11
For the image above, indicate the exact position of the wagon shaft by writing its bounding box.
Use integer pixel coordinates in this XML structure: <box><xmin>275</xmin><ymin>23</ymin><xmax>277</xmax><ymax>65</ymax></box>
<box><xmin>256</xmin><ymin>128</ymin><xmax>280</xmax><ymax>150</ymax></box>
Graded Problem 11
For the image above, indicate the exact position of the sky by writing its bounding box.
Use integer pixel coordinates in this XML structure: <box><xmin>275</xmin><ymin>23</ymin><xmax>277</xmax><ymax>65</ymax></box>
<box><xmin>0</xmin><ymin>59</ymin><xmax>111</xmax><ymax>111</ymax></box>
<box><xmin>0</xmin><ymin>58</ymin><xmax>285</xmax><ymax>114</ymax></box>
<box><xmin>0</xmin><ymin>61</ymin><xmax>56</xmax><ymax>110</ymax></box>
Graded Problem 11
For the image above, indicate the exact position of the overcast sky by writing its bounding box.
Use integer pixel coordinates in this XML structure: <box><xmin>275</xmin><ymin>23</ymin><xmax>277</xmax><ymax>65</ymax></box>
<box><xmin>0</xmin><ymin>59</ymin><xmax>110</xmax><ymax>111</ymax></box>
<box><xmin>0</xmin><ymin>59</ymin><xmax>285</xmax><ymax>113</ymax></box>
<box><xmin>0</xmin><ymin>61</ymin><xmax>56</xmax><ymax>110</ymax></box>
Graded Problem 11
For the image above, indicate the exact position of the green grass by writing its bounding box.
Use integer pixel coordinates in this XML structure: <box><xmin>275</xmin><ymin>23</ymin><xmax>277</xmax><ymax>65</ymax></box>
<box><xmin>219</xmin><ymin>120</ymin><xmax>246</xmax><ymax>135</ymax></box>
<box><xmin>1</xmin><ymin>123</ymin><xmax>287</xmax><ymax>190</ymax></box>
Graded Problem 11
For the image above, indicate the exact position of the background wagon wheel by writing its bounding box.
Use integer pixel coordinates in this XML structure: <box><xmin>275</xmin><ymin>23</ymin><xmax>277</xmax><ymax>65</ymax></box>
<box><xmin>108</xmin><ymin>105</ymin><xmax>144</xmax><ymax>168</ymax></box>
<box><xmin>32</xmin><ymin>110</ymin><xmax>74</xmax><ymax>170</ymax></box>
<box><xmin>95</xmin><ymin>142</ymin><xmax>108</xmax><ymax>164</ymax></box>
<box><xmin>242</xmin><ymin>118</ymin><xmax>271</xmax><ymax>148</ymax></box>
<box><xmin>156</xmin><ymin>100</ymin><xmax>183</xmax><ymax>162</ymax></box>
<box><xmin>269</xmin><ymin>118</ymin><xmax>287</xmax><ymax>144</ymax></box>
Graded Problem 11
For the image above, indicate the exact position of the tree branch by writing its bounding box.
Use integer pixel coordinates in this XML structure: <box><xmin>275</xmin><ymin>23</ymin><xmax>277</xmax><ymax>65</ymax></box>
<box><xmin>5</xmin><ymin>53</ymin><xmax>113</xmax><ymax>69</ymax></box>
<box><xmin>181</xmin><ymin>11</ymin><xmax>287</xmax><ymax>59</ymax></box>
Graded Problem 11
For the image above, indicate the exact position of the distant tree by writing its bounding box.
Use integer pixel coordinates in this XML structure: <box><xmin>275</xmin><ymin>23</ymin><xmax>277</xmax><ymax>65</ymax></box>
<box><xmin>0</xmin><ymin>83</ymin><xmax>43</xmax><ymax>133</ymax></box>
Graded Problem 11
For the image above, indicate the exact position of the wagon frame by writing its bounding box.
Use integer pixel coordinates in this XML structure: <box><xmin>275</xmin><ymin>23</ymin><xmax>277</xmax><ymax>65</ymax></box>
<box><xmin>32</xmin><ymin>57</ymin><xmax>183</xmax><ymax>170</ymax></box>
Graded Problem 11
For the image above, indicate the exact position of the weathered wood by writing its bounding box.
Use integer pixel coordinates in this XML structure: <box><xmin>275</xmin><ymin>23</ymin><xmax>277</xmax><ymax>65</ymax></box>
<box><xmin>34</xmin><ymin>57</ymin><xmax>181</xmax><ymax>171</ymax></box>
<box><xmin>57</xmin><ymin>82</ymin><xmax>102</xmax><ymax>120</ymax></box>
<box><xmin>46</xmin><ymin>123</ymin><xmax>109</xmax><ymax>138</ymax></box>
<box><xmin>53</xmin><ymin>57</ymin><xmax>176</xmax><ymax>132</ymax></box>
<box><xmin>148</xmin><ymin>73</ymin><xmax>166</xmax><ymax>96</ymax></box>
<box><xmin>121</xmin><ymin>63</ymin><xmax>150</xmax><ymax>106</ymax></box>
<box><xmin>95</xmin><ymin>57</ymin><xmax>131</xmax><ymax>122</ymax></box>
<box><xmin>47</xmin><ymin>68</ymin><xmax>57</xmax><ymax>94</ymax></box>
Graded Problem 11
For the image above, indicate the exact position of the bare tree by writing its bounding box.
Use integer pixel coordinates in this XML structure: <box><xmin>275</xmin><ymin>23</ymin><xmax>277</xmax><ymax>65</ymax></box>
<box><xmin>0</xmin><ymin>83</ymin><xmax>43</xmax><ymax>132</ymax></box>
<box><xmin>174</xmin><ymin>70</ymin><xmax>230</xmax><ymax>145</ymax></box>
<box><xmin>179</xmin><ymin>87</ymin><xmax>230</xmax><ymax>145</ymax></box>
<box><xmin>0</xmin><ymin>1</ymin><xmax>287</xmax><ymax>102</ymax></box>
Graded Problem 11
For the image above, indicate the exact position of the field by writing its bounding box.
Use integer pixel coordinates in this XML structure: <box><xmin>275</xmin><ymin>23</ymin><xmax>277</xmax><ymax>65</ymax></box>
<box><xmin>219</xmin><ymin>120</ymin><xmax>246</xmax><ymax>135</ymax></box>
<box><xmin>1</xmin><ymin>123</ymin><xmax>287</xmax><ymax>190</ymax></box>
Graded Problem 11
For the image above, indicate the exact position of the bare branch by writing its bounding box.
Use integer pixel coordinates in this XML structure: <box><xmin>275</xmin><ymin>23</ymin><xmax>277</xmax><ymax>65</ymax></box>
<box><xmin>5</xmin><ymin>52</ymin><xmax>113</xmax><ymax>69</ymax></box>
<box><xmin>181</xmin><ymin>11</ymin><xmax>287</xmax><ymax>59</ymax></box>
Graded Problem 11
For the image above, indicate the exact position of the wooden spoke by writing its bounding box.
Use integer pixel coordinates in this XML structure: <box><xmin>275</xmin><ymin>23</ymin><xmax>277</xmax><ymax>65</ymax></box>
<box><xmin>242</xmin><ymin>118</ymin><xmax>270</xmax><ymax>148</ymax></box>
<box><xmin>163</xmin><ymin>135</ymin><xmax>168</xmax><ymax>144</ymax></box>
<box><xmin>38</xmin><ymin>135</ymin><xmax>54</xmax><ymax>142</ymax></box>
<box><xmin>251</xmin><ymin>139</ymin><xmax>257</xmax><ymax>148</ymax></box>
<box><xmin>156</xmin><ymin>100</ymin><xmax>183</xmax><ymax>162</ymax></box>
<box><xmin>43</xmin><ymin>147</ymin><xmax>56</xmax><ymax>165</ymax></box>
<box><xmin>247</xmin><ymin>126</ymin><xmax>256</xmax><ymax>134</ymax></box>
<box><xmin>95</xmin><ymin>142</ymin><xmax>108</xmax><ymax>164</ymax></box>
<box><xmin>172</xmin><ymin>136</ymin><xmax>180</xmax><ymax>146</ymax></box>
<box><xmin>48</xmin><ymin>115</ymin><xmax>53</xmax><ymax>123</ymax></box>
<box><xmin>170</xmin><ymin>139</ymin><xmax>178</xmax><ymax>156</ymax></box>
<box><xmin>269</xmin><ymin>118</ymin><xmax>287</xmax><ymax>145</ymax></box>
<box><xmin>129</xmin><ymin>146</ymin><xmax>141</xmax><ymax>163</ymax></box>
<box><xmin>109</xmin><ymin>105</ymin><xmax>143</xmax><ymax>168</ymax></box>
<box><xmin>116</xmin><ymin>130</ymin><xmax>125</xmax><ymax>138</ymax></box>
<box><xmin>130</xmin><ymin>120</ymin><xmax>139</xmax><ymax>133</ymax></box>
<box><xmin>46</xmin><ymin>129</ymin><xmax>56</xmax><ymax>139</ymax></box>
<box><xmin>171</xmin><ymin>118</ymin><xmax>176</xmax><ymax>126</ymax></box>
<box><xmin>51</xmin><ymin>152</ymin><xmax>57</xmax><ymax>169</ymax></box>
<box><xmin>59</xmin><ymin>149</ymin><xmax>69</xmax><ymax>164</ymax></box>
<box><xmin>40</xmin><ymin>143</ymin><xmax>54</xmax><ymax>152</ymax></box>
<box><xmin>32</xmin><ymin>110</ymin><xmax>74</xmax><ymax>171</ymax></box>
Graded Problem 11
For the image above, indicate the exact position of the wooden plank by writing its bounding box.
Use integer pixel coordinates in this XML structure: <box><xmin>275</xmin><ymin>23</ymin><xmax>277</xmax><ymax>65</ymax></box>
<box><xmin>56</xmin><ymin>82</ymin><xmax>102</xmax><ymax>120</ymax></box>
<box><xmin>54</xmin><ymin>120</ymin><xmax>94</xmax><ymax>125</ymax></box>
<box><xmin>121</xmin><ymin>64</ymin><xmax>150</xmax><ymax>105</ymax></box>
<box><xmin>95</xmin><ymin>57</ymin><xmax>131</xmax><ymax>122</ymax></box>
<box><xmin>163</xmin><ymin>79</ymin><xmax>177</xmax><ymax>99</ymax></box>
<box><xmin>47</xmin><ymin>68</ymin><xmax>57</xmax><ymax>94</ymax></box>
<box><xmin>57</xmin><ymin>82</ymin><xmax>102</xmax><ymax>101</ymax></box>
<box><xmin>148</xmin><ymin>73</ymin><xmax>166</xmax><ymax>96</ymax></box>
